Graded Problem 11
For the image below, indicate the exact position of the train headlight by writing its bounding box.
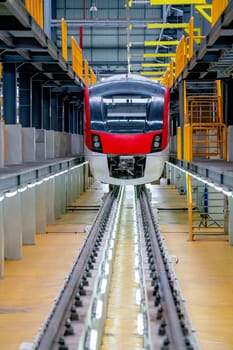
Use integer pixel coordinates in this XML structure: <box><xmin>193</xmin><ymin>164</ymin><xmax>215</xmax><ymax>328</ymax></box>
<box><xmin>151</xmin><ymin>134</ymin><xmax>162</xmax><ymax>152</ymax></box>
<box><xmin>92</xmin><ymin>134</ymin><xmax>103</xmax><ymax>153</ymax></box>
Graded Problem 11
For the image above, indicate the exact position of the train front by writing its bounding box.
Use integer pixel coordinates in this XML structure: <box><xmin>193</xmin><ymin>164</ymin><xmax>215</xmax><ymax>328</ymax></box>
<box><xmin>84</xmin><ymin>75</ymin><xmax>169</xmax><ymax>185</ymax></box>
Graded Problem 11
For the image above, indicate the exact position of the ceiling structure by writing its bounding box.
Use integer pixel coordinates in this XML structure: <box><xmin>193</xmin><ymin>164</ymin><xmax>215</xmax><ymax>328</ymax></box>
<box><xmin>51</xmin><ymin>0</ymin><xmax>205</xmax><ymax>80</ymax></box>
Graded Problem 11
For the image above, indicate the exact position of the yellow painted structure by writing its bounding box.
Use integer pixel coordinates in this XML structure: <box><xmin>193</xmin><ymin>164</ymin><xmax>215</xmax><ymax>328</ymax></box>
<box><xmin>140</xmin><ymin>71</ymin><xmax>165</xmax><ymax>75</ymax></box>
<box><xmin>186</xmin><ymin>174</ymin><xmax>193</xmax><ymax>241</ymax></box>
<box><xmin>89</xmin><ymin>68</ymin><xmax>97</xmax><ymax>84</ymax></box>
<box><xmin>144</xmin><ymin>40</ymin><xmax>179</xmax><ymax>46</ymax></box>
<box><xmin>141</xmin><ymin>63</ymin><xmax>169</xmax><ymax>68</ymax></box>
<box><xmin>61</xmin><ymin>18</ymin><xmax>68</xmax><ymax>61</ymax></box>
<box><xmin>147</xmin><ymin>22</ymin><xmax>189</xmax><ymax>29</ymax></box>
<box><xmin>143</xmin><ymin>53</ymin><xmax>176</xmax><ymax>58</ymax></box>
<box><xmin>150</xmin><ymin>0</ymin><xmax>206</xmax><ymax>4</ymax></box>
<box><xmin>71</xmin><ymin>36</ymin><xmax>83</xmax><ymax>81</ymax></box>
<box><xmin>177</xmin><ymin>127</ymin><xmax>182</xmax><ymax>160</ymax></box>
<box><xmin>84</xmin><ymin>59</ymin><xmax>89</xmax><ymax>87</ymax></box>
<box><xmin>25</xmin><ymin>0</ymin><xmax>44</xmax><ymax>28</ymax></box>
<box><xmin>181</xmin><ymin>79</ymin><xmax>227</xmax><ymax>162</ymax></box>
<box><xmin>212</xmin><ymin>0</ymin><xmax>228</xmax><ymax>26</ymax></box>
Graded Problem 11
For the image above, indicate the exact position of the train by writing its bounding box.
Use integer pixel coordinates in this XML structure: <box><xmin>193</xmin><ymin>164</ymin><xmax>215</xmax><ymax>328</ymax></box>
<box><xmin>84</xmin><ymin>74</ymin><xmax>169</xmax><ymax>185</ymax></box>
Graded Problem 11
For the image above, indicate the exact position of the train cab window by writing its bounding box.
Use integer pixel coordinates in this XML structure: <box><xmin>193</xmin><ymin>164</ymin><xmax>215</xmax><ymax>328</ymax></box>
<box><xmin>102</xmin><ymin>95</ymin><xmax>148</xmax><ymax>133</ymax></box>
<box><xmin>89</xmin><ymin>79</ymin><xmax>165</xmax><ymax>133</ymax></box>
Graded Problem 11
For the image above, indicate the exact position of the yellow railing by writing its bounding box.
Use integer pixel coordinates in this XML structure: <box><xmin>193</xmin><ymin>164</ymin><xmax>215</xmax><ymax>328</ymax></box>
<box><xmin>84</xmin><ymin>59</ymin><xmax>89</xmax><ymax>87</ymax></box>
<box><xmin>61</xmin><ymin>20</ymin><xmax>96</xmax><ymax>86</ymax></box>
<box><xmin>61</xmin><ymin>18</ymin><xmax>68</xmax><ymax>61</ymax></box>
<box><xmin>188</xmin><ymin>97</ymin><xmax>222</xmax><ymax>124</ymax></box>
<box><xmin>177</xmin><ymin>126</ymin><xmax>182</xmax><ymax>160</ymax></box>
<box><xmin>191</xmin><ymin>123</ymin><xmax>227</xmax><ymax>160</ymax></box>
<box><xmin>0</xmin><ymin>96</ymin><xmax>3</xmax><ymax>120</ymax></box>
<box><xmin>24</xmin><ymin>0</ymin><xmax>44</xmax><ymax>28</ymax></box>
<box><xmin>175</xmin><ymin>35</ymin><xmax>186</xmax><ymax>79</ymax></box>
<box><xmin>71</xmin><ymin>36</ymin><xmax>83</xmax><ymax>81</ymax></box>
<box><xmin>163</xmin><ymin>1</ymin><xmax>228</xmax><ymax>86</ymax></box>
<box><xmin>183</xmin><ymin>124</ymin><xmax>192</xmax><ymax>162</ymax></box>
<box><xmin>175</xmin><ymin>17</ymin><xmax>205</xmax><ymax>80</ymax></box>
<box><xmin>186</xmin><ymin>173</ymin><xmax>193</xmax><ymax>241</ymax></box>
<box><xmin>89</xmin><ymin>68</ymin><xmax>97</xmax><ymax>85</ymax></box>
<box><xmin>212</xmin><ymin>0</ymin><xmax>228</xmax><ymax>26</ymax></box>
<box><xmin>183</xmin><ymin>92</ymin><xmax>227</xmax><ymax>161</ymax></box>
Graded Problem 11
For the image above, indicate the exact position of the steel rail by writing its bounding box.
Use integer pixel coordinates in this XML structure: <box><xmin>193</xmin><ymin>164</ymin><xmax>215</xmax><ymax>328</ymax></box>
<box><xmin>136</xmin><ymin>185</ymin><xmax>200</xmax><ymax>350</ymax></box>
<box><xmin>20</xmin><ymin>185</ymin><xmax>199</xmax><ymax>350</ymax></box>
<box><xmin>30</xmin><ymin>186</ymin><xmax>121</xmax><ymax>350</ymax></box>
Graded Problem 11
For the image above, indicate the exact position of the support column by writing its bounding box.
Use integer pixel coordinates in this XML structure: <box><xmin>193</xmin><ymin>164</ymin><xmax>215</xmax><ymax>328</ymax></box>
<box><xmin>3</xmin><ymin>191</ymin><xmax>22</xmax><ymax>259</ymax></box>
<box><xmin>57</xmin><ymin>95</ymin><xmax>64</xmax><ymax>132</ymax></box>
<box><xmin>74</xmin><ymin>168</ymin><xmax>80</xmax><ymax>199</ymax></box>
<box><xmin>228</xmin><ymin>126</ymin><xmax>233</xmax><ymax>161</ymax></box>
<box><xmin>186</xmin><ymin>174</ymin><xmax>193</xmax><ymax>241</ymax></box>
<box><xmin>5</xmin><ymin>124</ymin><xmax>22</xmax><ymax>165</ymax></box>
<box><xmin>174</xmin><ymin>168</ymin><xmax>186</xmax><ymax>194</ymax></box>
<box><xmin>45</xmin><ymin>130</ymin><xmax>55</xmax><ymax>159</ymax></box>
<box><xmin>0</xmin><ymin>121</ymin><xmax>4</xmax><ymax>167</ymax></box>
<box><xmin>21</xmin><ymin>186</ymin><xmax>36</xmax><ymax>245</ymax></box>
<box><xmin>46</xmin><ymin>177</ymin><xmax>55</xmax><ymax>225</ymax></box>
<box><xmin>80</xmin><ymin>167</ymin><xmax>84</xmax><ymax>194</ymax></box>
<box><xmin>3</xmin><ymin>63</ymin><xmax>23</xmax><ymax>165</ymax></box>
<box><xmin>0</xmin><ymin>197</ymin><xmax>4</xmax><ymax>278</ymax></box>
<box><xmin>228</xmin><ymin>197</ymin><xmax>233</xmax><ymax>245</ymax></box>
<box><xmin>74</xmin><ymin>105</ymin><xmax>78</xmax><ymax>133</ymax></box>
<box><xmin>54</xmin><ymin>173</ymin><xmax>67</xmax><ymax>218</ymax></box>
<box><xmin>22</xmin><ymin>127</ymin><xmax>36</xmax><ymax>162</ymax></box>
<box><xmin>60</xmin><ymin>173</ymin><xmax>67</xmax><ymax>212</ymax></box>
<box><xmin>3</xmin><ymin>63</ymin><xmax>17</xmax><ymax>124</ymax></box>
<box><xmin>19</xmin><ymin>72</ymin><xmax>36</xmax><ymax>162</ymax></box>
<box><xmin>168</xmin><ymin>164</ymin><xmax>175</xmax><ymax>185</ymax></box>
<box><xmin>36</xmin><ymin>129</ymin><xmax>46</xmax><ymax>161</ymax></box>
<box><xmin>71</xmin><ymin>168</ymin><xmax>76</xmax><ymax>202</ymax></box>
<box><xmin>69</xmin><ymin>103</ymin><xmax>74</xmax><ymax>133</ymax></box>
<box><xmin>36</xmin><ymin>182</ymin><xmax>47</xmax><ymax>233</ymax></box>
<box><xmin>19</xmin><ymin>72</ymin><xmax>31</xmax><ymax>127</ymax></box>
<box><xmin>32</xmin><ymin>80</ymin><xmax>43</xmax><ymax>129</ymax></box>
<box><xmin>43</xmin><ymin>87</ymin><xmax>51</xmax><ymax>130</ymax></box>
<box><xmin>84</xmin><ymin>163</ymin><xmax>89</xmax><ymax>191</ymax></box>
<box><xmin>64</xmin><ymin>100</ymin><xmax>69</xmax><ymax>133</ymax></box>
<box><xmin>51</xmin><ymin>92</ymin><xmax>58</xmax><ymax>131</ymax></box>
<box><xmin>67</xmin><ymin>171</ymin><xmax>73</xmax><ymax>206</ymax></box>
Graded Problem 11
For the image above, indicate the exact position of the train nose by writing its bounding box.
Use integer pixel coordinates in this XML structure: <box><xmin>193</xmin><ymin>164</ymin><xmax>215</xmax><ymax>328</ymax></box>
<box><xmin>107</xmin><ymin>155</ymin><xmax>146</xmax><ymax>179</ymax></box>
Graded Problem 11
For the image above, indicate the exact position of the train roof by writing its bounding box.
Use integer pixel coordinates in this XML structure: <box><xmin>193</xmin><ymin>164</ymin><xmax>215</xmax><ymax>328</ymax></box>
<box><xmin>89</xmin><ymin>74</ymin><xmax>165</xmax><ymax>93</ymax></box>
<box><xmin>95</xmin><ymin>73</ymin><xmax>162</xmax><ymax>84</ymax></box>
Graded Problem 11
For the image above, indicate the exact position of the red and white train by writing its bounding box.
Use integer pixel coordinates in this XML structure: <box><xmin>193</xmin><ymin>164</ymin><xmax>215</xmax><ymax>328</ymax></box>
<box><xmin>84</xmin><ymin>74</ymin><xmax>169</xmax><ymax>185</ymax></box>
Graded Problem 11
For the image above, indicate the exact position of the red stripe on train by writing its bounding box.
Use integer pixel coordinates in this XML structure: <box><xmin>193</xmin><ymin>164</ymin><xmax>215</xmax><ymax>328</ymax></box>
<box><xmin>89</xmin><ymin>131</ymin><xmax>168</xmax><ymax>154</ymax></box>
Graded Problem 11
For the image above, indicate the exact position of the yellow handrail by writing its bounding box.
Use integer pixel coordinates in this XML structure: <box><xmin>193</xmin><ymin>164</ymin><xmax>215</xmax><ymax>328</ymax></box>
<box><xmin>25</xmin><ymin>0</ymin><xmax>44</xmax><ymax>28</ymax></box>
<box><xmin>61</xmin><ymin>18</ymin><xmax>68</xmax><ymax>61</ymax></box>
<box><xmin>89</xmin><ymin>68</ymin><xmax>97</xmax><ymax>85</ymax></box>
<box><xmin>84</xmin><ymin>59</ymin><xmax>89</xmax><ymax>87</ymax></box>
<box><xmin>212</xmin><ymin>0</ymin><xmax>228</xmax><ymax>26</ymax></box>
<box><xmin>71</xmin><ymin>36</ymin><xmax>83</xmax><ymax>81</ymax></box>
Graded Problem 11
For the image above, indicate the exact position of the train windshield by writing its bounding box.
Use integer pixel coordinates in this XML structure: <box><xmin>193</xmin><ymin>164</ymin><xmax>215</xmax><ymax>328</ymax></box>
<box><xmin>103</xmin><ymin>95</ymin><xmax>149</xmax><ymax>133</ymax></box>
<box><xmin>89</xmin><ymin>81</ymin><xmax>165</xmax><ymax>133</ymax></box>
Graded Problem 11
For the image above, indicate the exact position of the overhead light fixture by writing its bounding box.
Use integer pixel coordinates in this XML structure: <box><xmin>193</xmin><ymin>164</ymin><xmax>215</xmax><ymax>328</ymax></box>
<box><xmin>90</xmin><ymin>3</ymin><xmax>98</xmax><ymax>11</ymax></box>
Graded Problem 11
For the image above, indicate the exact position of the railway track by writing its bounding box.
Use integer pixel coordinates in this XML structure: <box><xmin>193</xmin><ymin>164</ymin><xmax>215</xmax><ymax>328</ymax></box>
<box><xmin>20</xmin><ymin>185</ymin><xmax>199</xmax><ymax>350</ymax></box>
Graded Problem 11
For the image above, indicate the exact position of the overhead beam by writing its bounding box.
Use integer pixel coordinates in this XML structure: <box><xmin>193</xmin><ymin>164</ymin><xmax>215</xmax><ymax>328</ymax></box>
<box><xmin>129</xmin><ymin>40</ymin><xmax>179</xmax><ymax>47</ymax></box>
<box><xmin>150</xmin><ymin>0</ymin><xmax>206</xmax><ymax>4</ymax></box>
<box><xmin>147</xmin><ymin>23</ymin><xmax>189</xmax><ymax>29</ymax></box>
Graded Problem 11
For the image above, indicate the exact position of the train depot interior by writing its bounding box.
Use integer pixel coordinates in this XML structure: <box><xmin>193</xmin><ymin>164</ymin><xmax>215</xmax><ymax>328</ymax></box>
<box><xmin>0</xmin><ymin>1</ymin><xmax>233</xmax><ymax>349</ymax></box>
